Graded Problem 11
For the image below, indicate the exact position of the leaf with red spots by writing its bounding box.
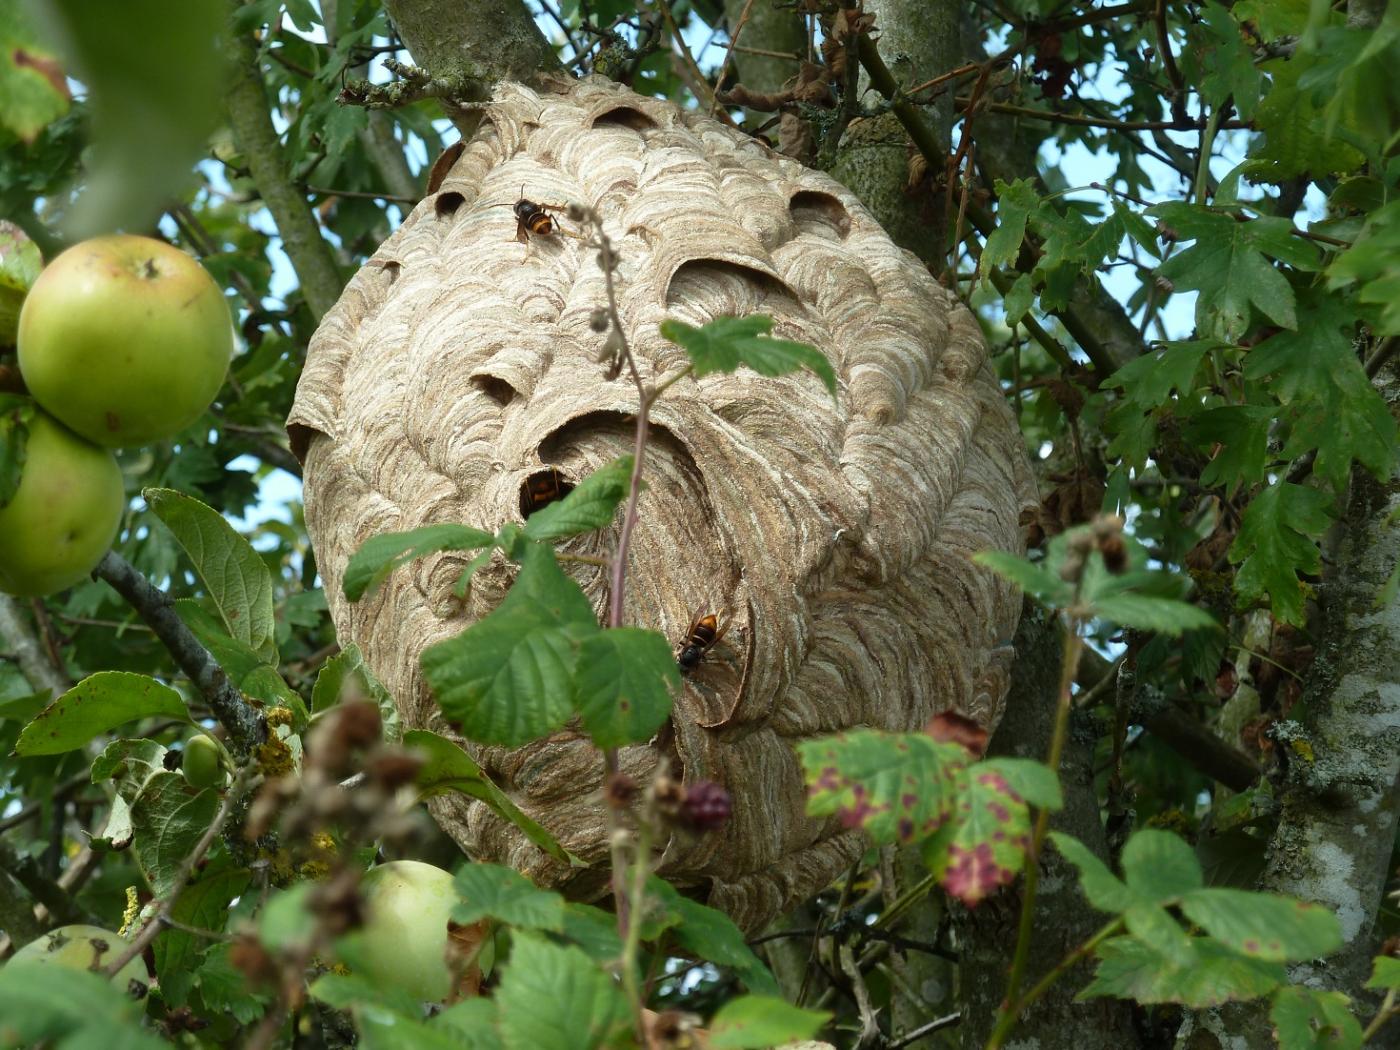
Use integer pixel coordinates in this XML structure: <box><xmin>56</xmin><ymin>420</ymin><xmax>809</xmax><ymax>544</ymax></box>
<box><xmin>1178</xmin><ymin>889</ymin><xmax>1342</xmax><ymax>962</ymax></box>
<box><xmin>797</xmin><ymin>730</ymin><xmax>970</xmax><ymax>845</ymax></box>
<box><xmin>922</xmin><ymin>764</ymin><xmax>1033</xmax><ymax>905</ymax></box>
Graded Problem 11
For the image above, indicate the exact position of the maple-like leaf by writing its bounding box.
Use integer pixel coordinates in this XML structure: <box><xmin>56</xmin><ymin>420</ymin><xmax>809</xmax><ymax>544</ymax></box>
<box><xmin>1150</xmin><ymin>203</ymin><xmax>1319</xmax><ymax>339</ymax></box>
<box><xmin>1229</xmin><ymin>483</ymin><xmax>1334</xmax><ymax>626</ymax></box>
<box><xmin>1244</xmin><ymin>290</ymin><xmax>1397</xmax><ymax>486</ymax></box>
<box><xmin>1250</xmin><ymin>58</ymin><xmax>1365</xmax><ymax>181</ymax></box>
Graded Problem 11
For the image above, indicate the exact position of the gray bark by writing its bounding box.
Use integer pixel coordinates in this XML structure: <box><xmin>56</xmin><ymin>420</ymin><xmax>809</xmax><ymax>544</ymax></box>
<box><xmin>955</xmin><ymin>604</ymin><xmax>1138</xmax><ymax>1050</ymax></box>
<box><xmin>0</xmin><ymin>595</ymin><xmax>69</xmax><ymax>697</ymax></box>
<box><xmin>384</xmin><ymin>0</ymin><xmax>561</xmax><ymax>90</ymax></box>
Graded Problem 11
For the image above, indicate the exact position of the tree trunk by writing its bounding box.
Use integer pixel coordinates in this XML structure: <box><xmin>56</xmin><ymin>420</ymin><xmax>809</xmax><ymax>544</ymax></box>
<box><xmin>955</xmin><ymin>604</ymin><xmax>1140</xmax><ymax>1050</ymax></box>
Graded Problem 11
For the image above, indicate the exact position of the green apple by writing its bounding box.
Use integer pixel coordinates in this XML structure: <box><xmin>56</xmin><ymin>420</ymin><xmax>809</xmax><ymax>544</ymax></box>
<box><xmin>181</xmin><ymin>732</ymin><xmax>228</xmax><ymax>789</ymax></box>
<box><xmin>7</xmin><ymin>924</ymin><xmax>149</xmax><ymax>997</ymax></box>
<box><xmin>346</xmin><ymin>860</ymin><xmax>485</xmax><ymax>1003</ymax></box>
<box><xmin>17</xmin><ymin>234</ymin><xmax>232</xmax><ymax>448</ymax></box>
<box><xmin>0</xmin><ymin>409</ymin><xmax>123</xmax><ymax>596</ymax></box>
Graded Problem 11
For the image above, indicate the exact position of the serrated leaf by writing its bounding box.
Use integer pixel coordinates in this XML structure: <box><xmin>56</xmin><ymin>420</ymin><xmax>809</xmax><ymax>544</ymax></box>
<box><xmin>146</xmin><ymin>487</ymin><xmax>278</xmax><ymax>663</ymax></box>
<box><xmin>1179</xmin><ymin>889</ymin><xmax>1343</xmax><ymax>961</ymax></box>
<box><xmin>342</xmin><ymin>523</ymin><xmax>494</xmax><ymax>602</ymax></box>
<box><xmin>1050</xmin><ymin>832</ymin><xmax>1136</xmax><ymax>913</ymax></box>
<box><xmin>659</xmin><ymin>314</ymin><xmax>836</xmax><ymax>395</ymax></box>
<box><xmin>196</xmin><ymin>943</ymin><xmax>269</xmax><ymax>1024</ymax></box>
<box><xmin>404</xmin><ymin>730</ymin><xmax>574</xmax><ymax>864</ymax></box>
<box><xmin>1244</xmin><ymin>290</ymin><xmax>1397</xmax><ymax>486</ymax></box>
<box><xmin>1329</xmin><ymin>199</ymin><xmax>1400</xmax><ymax>335</ymax></box>
<box><xmin>1183</xmin><ymin>405</ymin><xmax>1276</xmax><ymax>493</ymax></box>
<box><xmin>421</xmin><ymin>543</ymin><xmax>599</xmax><ymax>746</ymax></box>
<box><xmin>981</xmin><ymin>179</ymin><xmax>1039</xmax><ymax>275</ymax></box>
<box><xmin>1091</xmin><ymin>594</ymin><xmax>1219</xmax><ymax>635</ymax></box>
<box><xmin>573</xmin><ymin>627</ymin><xmax>679</xmax><ymax>749</ymax></box>
<box><xmin>923</xmin><ymin>762</ymin><xmax>1034</xmax><ymax>905</ymax></box>
<box><xmin>0</xmin><ymin>963</ymin><xmax>157</xmax><ymax>1048</ymax></box>
<box><xmin>15</xmin><ymin>671</ymin><xmax>188</xmax><ymax>756</ymax></box>
<box><xmin>1182</xmin><ymin>3</ymin><xmax>1263</xmax><ymax>118</ymax></box>
<box><xmin>312</xmin><ymin>643</ymin><xmax>368</xmax><ymax>714</ymax></box>
<box><xmin>1253</xmin><ymin>58</ymin><xmax>1366</xmax><ymax>180</ymax></box>
<box><xmin>979</xmin><ymin>758</ymin><xmax>1062</xmax><ymax>810</ymax></box>
<box><xmin>309</xmin><ymin>971</ymin><xmax>423</xmax><ymax>1018</ymax></box>
<box><xmin>0</xmin><ymin>0</ymin><xmax>71</xmax><ymax>143</ymax></box>
<box><xmin>647</xmin><ymin>878</ymin><xmax>779</xmax><ymax>996</ymax></box>
<box><xmin>1230</xmin><ymin>482</ymin><xmax>1334</xmax><ymax>626</ymax></box>
<box><xmin>494</xmin><ymin>933</ymin><xmax>630</xmax><ymax>1050</ymax></box>
<box><xmin>1367</xmin><ymin>955</ymin><xmax>1400</xmax><ymax>990</ymax></box>
<box><xmin>1108</xmin><ymin>341</ymin><xmax>1216</xmax><ymax>410</ymax></box>
<box><xmin>0</xmin><ymin>222</ymin><xmax>41</xmax><ymax>346</ymax></box>
<box><xmin>799</xmin><ymin>730</ymin><xmax>969</xmax><ymax>845</ymax></box>
<box><xmin>972</xmin><ymin>551</ymin><xmax>1073</xmax><ymax>607</ymax></box>
<box><xmin>522</xmin><ymin>457</ymin><xmax>631</xmax><ymax>541</ymax></box>
<box><xmin>1124</xmin><ymin>902</ymin><xmax>1195</xmax><ymax>967</ymax></box>
<box><xmin>452</xmin><ymin>864</ymin><xmax>566</xmax><ymax>931</ymax></box>
<box><xmin>707</xmin><ymin>996</ymin><xmax>830</xmax><ymax>1049</ymax></box>
<box><xmin>154</xmin><ymin>867</ymin><xmax>250</xmax><ymax>1007</ymax></box>
<box><xmin>560</xmin><ymin>903</ymin><xmax>624</xmax><ymax>963</ymax></box>
<box><xmin>1081</xmin><ymin>935</ymin><xmax>1283</xmax><ymax>1007</ymax></box>
<box><xmin>130</xmin><ymin>771</ymin><xmax>220</xmax><ymax>897</ymax></box>
<box><xmin>1270</xmin><ymin>986</ymin><xmax>1363</xmax><ymax>1050</ymax></box>
<box><xmin>1121</xmin><ymin>829</ymin><xmax>1203</xmax><ymax>903</ymax></box>
<box><xmin>432</xmin><ymin>998</ymin><xmax>505</xmax><ymax>1050</ymax></box>
<box><xmin>1150</xmin><ymin>203</ymin><xmax>1319</xmax><ymax>338</ymax></box>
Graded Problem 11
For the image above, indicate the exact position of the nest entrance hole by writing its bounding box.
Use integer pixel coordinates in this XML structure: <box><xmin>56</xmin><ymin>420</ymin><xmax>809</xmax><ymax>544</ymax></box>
<box><xmin>519</xmin><ymin>468</ymin><xmax>574</xmax><ymax>520</ymax></box>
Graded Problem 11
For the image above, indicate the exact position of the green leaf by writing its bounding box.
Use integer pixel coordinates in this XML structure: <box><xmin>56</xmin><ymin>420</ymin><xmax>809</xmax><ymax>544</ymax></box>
<box><xmin>798</xmin><ymin>729</ymin><xmax>968</xmax><ymax>845</ymax></box>
<box><xmin>174</xmin><ymin>599</ymin><xmax>307</xmax><ymax>726</ymax></box>
<box><xmin>1150</xmin><ymin>203</ymin><xmax>1319</xmax><ymax>339</ymax></box>
<box><xmin>0</xmin><ymin>394</ymin><xmax>34</xmax><ymax>511</ymax></box>
<box><xmin>15</xmin><ymin>671</ymin><xmax>189</xmax><ymax>756</ymax></box>
<box><xmin>1230</xmin><ymin>482</ymin><xmax>1334</xmax><ymax>626</ymax></box>
<box><xmin>646</xmin><ymin>878</ymin><xmax>780</xmax><ymax>996</ymax></box>
<box><xmin>972</xmin><ymin>551</ymin><xmax>1073</xmax><ymax>607</ymax></box>
<box><xmin>1182</xmin><ymin>3</ymin><xmax>1264</xmax><ymax>118</ymax></box>
<box><xmin>312</xmin><ymin>642</ymin><xmax>370</xmax><ymax>714</ymax></box>
<box><xmin>451</xmin><ymin>864</ymin><xmax>566</xmax><ymax>931</ymax></box>
<box><xmin>91</xmin><ymin>737</ymin><xmax>169</xmax><ymax>848</ymax></box>
<box><xmin>0</xmin><ymin>963</ymin><xmax>159</xmax><ymax>1048</ymax></box>
<box><xmin>494</xmin><ymin>933</ymin><xmax>630</xmax><ymax>1050</ymax></box>
<box><xmin>573</xmin><ymin>627</ymin><xmax>679</xmax><ymax>749</ymax></box>
<box><xmin>0</xmin><ymin>221</ymin><xmax>42</xmax><ymax>346</ymax></box>
<box><xmin>404</xmin><ymin>730</ymin><xmax>575</xmax><ymax>865</ymax></box>
<box><xmin>342</xmin><ymin>523</ymin><xmax>494</xmax><ymax>602</ymax></box>
<box><xmin>981</xmin><ymin>179</ymin><xmax>1039</xmax><ymax>275</ymax></box>
<box><xmin>922</xmin><ymin>761</ymin><xmax>1035</xmax><ymax>905</ymax></box>
<box><xmin>707</xmin><ymin>996</ymin><xmax>830</xmax><ymax>1049</ymax></box>
<box><xmin>1108</xmin><ymin>341</ymin><xmax>1216</xmax><ymax>410</ymax></box>
<box><xmin>130</xmin><ymin>771</ymin><xmax>220</xmax><ymax>897</ymax></box>
<box><xmin>432</xmin><ymin>998</ymin><xmax>505</xmax><ymax>1050</ymax></box>
<box><xmin>1329</xmin><ymin>200</ymin><xmax>1400</xmax><ymax>335</ymax></box>
<box><xmin>1183</xmin><ymin>405</ymin><xmax>1276</xmax><ymax>494</ymax></box>
<box><xmin>1252</xmin><ymin>58</ymin><xmax>1366</xmax><ymax>180</ymax></box>
<box><xmin>1179</xmin><ymin>889</ymin><xmax>1343</xmax><ymax>961</ymax></box>
<box><xmin>1081</xmin><ymin>935</ymin><xmax>1283</xmax><ymax>1007</ymax></box>
<box><xmin>522</xmin><ymin>457</ymin><xmax>632</xmax><ymax>541</ymax></box>
<box><xmin>978</xmin><ymin>758</ymin><xmax>1062</xmax><ymax>810</ymax></box>
<box><xmin>196</xmin><ymin>942</ymin><xmax>269</xmax><ymax>1024</ymax></box>
<box><xmin>421</xmin><ymin>542</ymin><xmax>600</xmax><ymax>746</ymax></box>
<box><xmin>560</xmin><ymin>903</ymin><xmax>624</xmax><ymax>963</ymax></box>
<box><xmin>659</xmin><ymin>314</ymin><xmax>837</xmax><ymax>395</ymax></box>
<box><xmin>0</xmin><ymin>0</ymin><xmax>70</xmax><ymax>143</ymax></box>
<box><xmin>1245</xmin><ymin>290</ymin><xmax>1397</xmax><ymax>486</ymax></box>
<box><xmin>1120</xmin><ymin>829</ymin><xmax>1203</xmax><ymax>903</ymax></box>
<box><xmin>1050</xmin><ymin>832</ymin><xmax>1136</xmax><ymax>913</ymax></box>
<box><xmin>154</xmin><ymin>867</ymin><xmax>250</xmax><ymax>1007</ymax></box>
<box><xmin>1270</xmin><ymin>986</ymin><xmax>1363</xmax><ymax>1050</ymax></box>
<box><xmin>146</xmin><ymin>487</ymin><xmax>278</xmax><ymax>663</ymax></box>
<box><xmin>1091</xmin><ymin>594</ymin><xmax>1219</xmax><ymax>636</ymax></box>
<box><xmin>1367</xmin><ymin>955</ymin><xmax>1400</xmax><ymax>991</ymax></box>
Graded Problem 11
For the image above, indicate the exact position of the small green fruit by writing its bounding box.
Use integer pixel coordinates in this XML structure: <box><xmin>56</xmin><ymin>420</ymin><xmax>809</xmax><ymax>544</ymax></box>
<box><xmin>7</xmin><ymin>924</ymin><xmax>148</xmax><ymax>998</ymax></box>
<box><xmin>17</xmin><ymin>234</ymin><xmax>232</xmax><ymax>447</ymax></box>
<box><xmin>347</xmin><ymin>860</ymin><xmax>484</xmax><ymax>1003</ymax></box>
<box><xmin>0</xmin><ymin>409</ymin><xmax>124</xmax><ymax>597</ymax></box>
<box><xmin>182</xmin><ymin>733</ymin><xmax>226</xmax><ymax>789</ymax></box>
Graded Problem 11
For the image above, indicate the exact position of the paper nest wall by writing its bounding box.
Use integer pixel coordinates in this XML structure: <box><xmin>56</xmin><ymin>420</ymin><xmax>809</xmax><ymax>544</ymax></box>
<box><xmin>287</xmin><ymin>75</ymin><xmax>1038</xmax><ymax>932</ymax></box>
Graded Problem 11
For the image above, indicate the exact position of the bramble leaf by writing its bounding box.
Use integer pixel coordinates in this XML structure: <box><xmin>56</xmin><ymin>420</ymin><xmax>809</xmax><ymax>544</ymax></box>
<box><xmin>522</xmin><ymin>456</ymin><xmax>631</xmax><ymax>540</ymax></box>
<box><xmin>452</xmin><ymin>864</ymin><xmax>566</xmax><ymax>931</ymax></box>
<box><xmin>342</xmin><ymin>522</ymin><xmax>494</xmax><ymax>602</ymax></box>
<box><xmin>1050</xmin><ymin>832</ymin><xmax>1136</xmax><ymax>913</ymax></box>
<box><xmin>922</xmin><ymin>763</ymin><xmax>1034</xmax><ymax>905</ymax></box>
<box><xmin>1368</xmin><ymin>955</ymin><xmax>1400</xmax><ymax>991</ymax></box>
<box><xmin>495</xmin><ymin>933</ymin><xmax>630</xmax><ymax>1050</ymax></box>
<box><xmin>1120</xmin><ymin>829</ymin><xmax>1203</xmax><ymax>903</ymax></box>
<box><xmin>1179</xmin><ymin>889</ymin><xmax>1343</xmax><ymax>962</ymax></box>
<box><xmin>647</xmin><ymin>877</ymin><xmax>780</xmax><ymax>996</ymax></box>
<box><xmin>1269</xmin><ymin>986</ymin><xmax>1362</xmax><ymax>1050</ymax></box>
<box><xmin>15</xmin><ymin>672</ymin><xmax>189</xmax><ymax>756</ymax></box>
<box><xmin>1230</xmin><ymin>482</ymin><xmax>1334</xmax><ymax>625</ymax></box>
<box><xmin>707</xmin><ymin>996</ymin><xmax>830</xmax><ymax>1049</ymax></box>
<box><xmin>573</xmin><ymin>627</ymin><xmax>679</xmax><ymax>749</ymax></box>
<box><xmin>1081</xmin><ymin>935</ymin><xmax>1283</xmax><ymax>1007</ymax></box>
<box><xmin>660</xmin><ymin>314</ymin><xmax>836</xmax><ymax>395</ymax></box>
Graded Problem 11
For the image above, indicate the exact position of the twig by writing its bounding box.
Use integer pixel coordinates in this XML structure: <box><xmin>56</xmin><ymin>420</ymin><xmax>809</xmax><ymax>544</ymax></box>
<box><xmin>839</xmin><ymin>939</ymin><xmax>880</xmax><ymax>1048</ymax></box>
<box><xmin>889</xmin><ymin>1012</ymin><xmax>962</xmax><ymax>1049</ymax></box>
<box><xmin>1194</xmin><ymin>107</ymin><xmax>1223</xmax><ymax>206</ymax></box>
<box><xmin>957</xmin><ymin>98</ymin><xmax>1250</xmax><ymax>133</ymax></box>
<box><xmin>709</xmin><ymin>0</ymin><xmax>757</xmax><ymax>116</ymax></box>
<box><xmin>306</xmin><ymin>185</ymin><xmax>417</xmax><ymax>204</ymax></box>
<box><xmin>93</xmin><ymin>551</ymin><xmax>267</xmax><ymax>758</ymax></box>
<box><xmin>0</xmin><ymin>838</ymin><xmax>96</xmax><ymax>927</ymax></box>
<box><xmin>991</xmin><ymin>916</ymin><xmax>1124</xmax><ymax>1042</ymax></box>
<box><xmin>1366</xmin><ymin>334</ymin><xmax>1400</xmax><ymax>379</ymax></box>
<box><xmin>0</xmin><ymin>772</ymin><xmax>91</xmax><ymax>834</ymax></box>
<box><xmin>103</xmin><ymin>766</ymin><xmax>255</xmax><ymax>977</ymax></box>
<box><xmin>338</xmin><ymin>67</ymin><xmax>482</xmax><ymax>111</ymax></box>
<box><xmin>1154</xmin><ymin>0</ymin><xmax>1189</xmax><ymax>123</ymax></box>
<box><xmin>0</xmin><ymin>594</ymin><xmax>71</xmax><ymax>697</ymax></box>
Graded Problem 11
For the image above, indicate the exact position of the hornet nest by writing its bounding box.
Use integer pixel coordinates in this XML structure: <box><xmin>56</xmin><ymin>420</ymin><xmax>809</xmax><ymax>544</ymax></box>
<box><xmin>288</xmin><ymin>75</ymin><xmax>1037</xmax><ymax>931</ymax></box>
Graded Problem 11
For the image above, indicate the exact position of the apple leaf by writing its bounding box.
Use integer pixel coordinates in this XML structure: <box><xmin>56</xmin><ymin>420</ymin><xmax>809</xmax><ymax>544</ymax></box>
<box><xmin>404</xmin><ymin>729</ymin><xmax>575</xmax><ymax>865</ymax></box>
<box><xmin>146</xmin><ymin>487</ymin><xmax>278</xmax><ymax>664</ymax></box>
<box><xmin>174</xmin><ymin>599</ymin><xmax>307</xmax><ymax>728</ymax></box>
<box><xmin>573</xmin><ymin>627</ymin><xmax>679</xmax><ymax>749</ymax></box>
<box><xmin>0</xmin><ymin>393</ymin><xmax>35</xmax><ymax>511</ymax></box>
<box><xmin>1229</xmin><ymin>482</ymin><xmax>1334</xmax><ymax>626</ymax></box>
<box><xmin>15</xmin><ymin>671</ymin><xmax>189</xmax><ymax>756</ymax></box>
<box><xmin>0</xmin><ymin>0</ymin><xmax>70</xmax><ymax>143</ymax></box>
<box><xmin>130</xmin><ymin>771</ymin><xmax>221</xmax><ymax>897</ymax></box>
<box><xmin>1080</xmin><ymin>935</ymin><xmax>1284</xmax><ymax>1008</ymax></box>
<box><xmin>522</xmin><ymin>456</ymin><xmax>632</xmax><ymax>541</ymax></box>
<box><xmin>451</xmin><ymin>864</ymin><xmax>566</xmax><ymax>931</ymax></box>
<box><xmin>1269</xmin><ymin>986</ymin><xmax>1363</xmax><ymax>1050</ymax></box>
<box><xmin>707</xmin><ymin>996</ymin><xmax>830</xmax><ymax>1049</ymax></box>
<box><xmin>660</xmin><ymin>314</ymin><xmax>836</xmax><ymax>395</ymax></box>
<box><xmin>342</xmin><ymin>522</ymin><xmax>494</xmax><ymax>602</ymax></box>
<box><xmin>495</xmin><ymin>933</ymin><xmax>630</xmax><ymax>1050</ymax></box>
<box><xmin>421</xmin><ymin>542</ymin><xmax>600</xmax><ymax>747</ymax></box>
<box><xmin>0</xmin><ymin>220</ymin><xmax>42</xmax><ymax>344</ymax></box>
<box><xmin>154</xmin><ymin>866</ymin><xmax>250</xmax><ymax>1007</ymax></box>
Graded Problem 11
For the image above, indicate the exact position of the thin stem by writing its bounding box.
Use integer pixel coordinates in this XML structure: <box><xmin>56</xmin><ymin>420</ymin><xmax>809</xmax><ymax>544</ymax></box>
<box><xmin>890</xmin><ymin>1012</ymin><xmax>962</xmax><ymax>1049</ymax></box>
<box><xmin>1194</xmin><ymin>107</ymin><xmax>1223</xmax><ymax>206</ymax></box>
<box><xmin>994</xmin><ymin>916</ymin><xmax>1124</xmax><ymax>1041</ymax></box>
<box><xmin>620</xmin><ymin>817</ymin><xmax>653</xmax><ymax>1040</ymax></box>
<box><xmin>985</xmin><ymin>619</ymin><xmax>1085</xmax><ymax>1050</ymax></box>
<box><xmin>960</xmin><ymin>98</ymin><xmax>1248</xmax><ymax>133</ymax></box>
<box><xmin>1363</xmin><ymin>988</ymin><xmax>1398</xmax><ymax>1043</ymax></box>
<box><xmin>709</xmin><ymin>0</ymin><xmax>756</xmax><ymax>116</ymax></box>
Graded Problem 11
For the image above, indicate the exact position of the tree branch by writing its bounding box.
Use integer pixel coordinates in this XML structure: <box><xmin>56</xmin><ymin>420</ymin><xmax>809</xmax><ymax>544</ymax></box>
<box><xmin>93</xmin><ymin>552</ymin><xmax>266</xmax><ymax>758</ymax></box>
<box><xmin>0</xmin><ymin>595</ymin><xmax>71</xmax><ymax>698</ymax></box>
<box><xmin>383</xmin><ymin>0</ymin><xmax>561</xmax><ymax>91</ymax></box>
<box><xmin>0</xmin><ymin>838</ymin><xmax>96</xmax><ymax>928</ymax></box>
<box><xmin>225</xmin><ymin>25</ymin><xmax>345</xmax><ymax>322</ymax></box>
